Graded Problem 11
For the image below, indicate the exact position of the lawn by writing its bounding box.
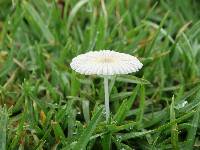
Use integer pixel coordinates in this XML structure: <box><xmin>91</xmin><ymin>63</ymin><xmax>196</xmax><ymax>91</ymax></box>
<box><xmin>0</xmin><ymin>0</ymin><xmax>200</xmax><ymax>149</ymax></box>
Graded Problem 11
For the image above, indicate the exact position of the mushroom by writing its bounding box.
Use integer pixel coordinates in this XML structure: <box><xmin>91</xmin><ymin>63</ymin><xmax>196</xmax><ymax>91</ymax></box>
<box><xmin>70</xmin><ymin>50</ymin><xmax>143</xmax><ymax>122</ymax></box>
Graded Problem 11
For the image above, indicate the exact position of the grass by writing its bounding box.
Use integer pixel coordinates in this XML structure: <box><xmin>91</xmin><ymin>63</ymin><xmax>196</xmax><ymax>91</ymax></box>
<box><xmin>0</xmin><ymin>0</ymin><xmax>200</xmax><ymax>149</ymax></box>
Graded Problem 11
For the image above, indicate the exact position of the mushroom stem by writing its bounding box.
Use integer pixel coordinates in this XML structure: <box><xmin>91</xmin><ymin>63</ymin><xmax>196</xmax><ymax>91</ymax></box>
<box><xmin>104</xmin><ymin>76</ymin><xmax>110</xmax><ymax>122</ymax></box>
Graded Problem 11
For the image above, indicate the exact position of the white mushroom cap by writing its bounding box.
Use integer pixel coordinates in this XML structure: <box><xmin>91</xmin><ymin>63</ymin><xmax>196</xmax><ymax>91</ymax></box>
<box><xmin>70</xmin><ymin>50</ymin><xmax>143</xmax><ymax>76</ymax></box>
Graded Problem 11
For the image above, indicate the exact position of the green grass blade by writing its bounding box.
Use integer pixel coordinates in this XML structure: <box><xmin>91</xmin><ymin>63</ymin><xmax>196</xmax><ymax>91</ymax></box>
<box><xmin>70</xmin><ymin>72</ymin><xmax>81</xmax><ymax>96</ymax></box>
<box><xmin>185</xmin><ymin>92</ymin><xmax>200</xmax><ymax>149</ymax></box>
<box><xmin>136</xmin><ymin>84</ymin><xmax>145</xmax><ymax>128</ymax></box>
<box><xmin>52</xmin><ymin>121</ymin><xmax>65</xmax><ymax>142</ymax></box>
<box><xmin>116</xmin><ymin>75</ymin><xmax>151</xmax><ymax>85</ymax></box>
<box><xmin>0</xmin><ymin>49</ymin><xmax>14</xmax><ymax>78</ymax></box>
<box><xmin>23</xmin><ymin>1</ymin><xmax>55</xmax><ymax>43</ymax></box>
<box><xmin>145</xmin><ymin>11</ymin><xmax>169</xmax><ymax>55</ymax></box>
<box><xmin>82</xmin><ymin>100</ymin><xmax>90</xmax><ymax>123</ymax></box>
<box><xmin>73</xmin><ymin>106</ymin><xmax>104</xmax><ymax>150</ymax></box>
<box><xmin>170</xmin><ymin>96</ymin><xmax>179</xmax><ymax>150</ymax></box>
<box><xmin>112</xmin><ymin>136</ymin><xmax>132</xmax><ymax>150</ymax></box>
<box><xmin>67</xmin><ymin>0</ymin><xmax>88</xmax><ymax>29</ymax></box>
<box><xmin>101</xmin><ymin>132</ymin><xmax>111</xmax><ymax>150</ymax></box>
<box><xmin>0</xmin><ymin>106</ymin><xmax>8</xmax><ymax>150</ymax></box>
<box><xmin>114</xmin><ymin>84</ymin><xmax>140</xmax><ymax>124</ymax></box>
<box><xmin>9</xmin><ymin>113</ymin><xmax>25</xmax><ymax>149</ymax></box>
<box><xmin>110</xmin><ymin>92</ymin><xmax>132</xmax><ymax>102</ymax></box>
